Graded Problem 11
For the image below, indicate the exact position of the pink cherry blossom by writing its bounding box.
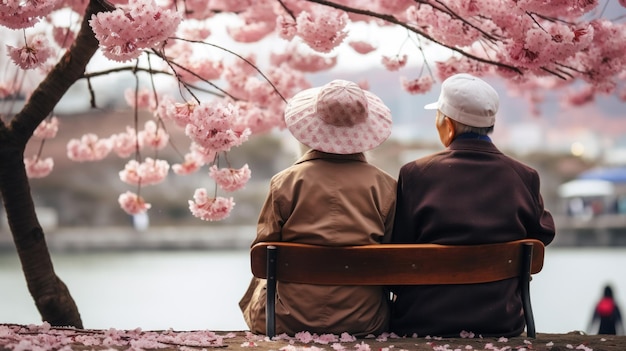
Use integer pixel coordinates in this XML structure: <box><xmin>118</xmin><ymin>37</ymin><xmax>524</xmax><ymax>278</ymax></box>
<box><xmin>348</xmin><ymin>40</ymin><xmax>377</xmax><ymax>55</ymax></box>
<box><xmin>175</xmin><ymin>58</ymin><xmax>224</xmax><ymax>83</ymax></box>
<box><xmin>277</xmin><ymin>14</ymin><xmax>297</xmax><ymax>40</ymax></box>
<box><xmin>401</xmin><ymin>75</ymin><xmax>435</xmax><ymax>95</ymax></box>
<box><xmin>7</xmin><ymin>33</ymin><xmax>55</xmax><ymax>70</ymax></box>
<box><xmin>563</xmin><ymin>85</ymin><xmax>596</xmax><ymax>107</ymax></box>
<box><xmin>119</xmin><ymin>157</ymin><xmax>170</xmax><ymax>186</ymax></box>
<box><xmin>139</xmin><ymin>158</ymin><xmax>170</xmax><ymax>185</ymax></box>
<box><xmin>89</xmin><ymin>0</ymin><xmax>182</xmax><ymax>62</ymax></box>
<box><xmin>177</xmin><ymin>21</ymin><xmax>211</xmax><ymax>41</ymax></box>
<box><xmin>66</xmin><ymin>134</ymin><xmax>113</xmax><ymax>162</ymax></box>
<box><xmin>314</xmin><ymin>334</ymin><xmax>339</xmax><ymax>344</ymax></box>
<box><xmin>118</xmin><ymin>191</ymin><xmax>151</xmax><ymax>215</ymax></box>
<box><xmin>172</xmin><ymin>152</ymin><xmax>205</xmax><ymax>175</ymax></box>
<box><xmin>111</xmin><ymin>126</ymin><xmax>139</xmax><ymax>158</ymax></box>
<box><xmin>460</xmin><ymin>330</ymin><xmax>476</xmax><ymax>338</ymax></box>
<box><xmin>295</xmin><ymin>331</ymin><xmax>314</xmax><ymax>343</ymax></box>
<box><xmin>296</xmin><ymin>6</ymin><xmax>349</xmax><ymax>53</ymax></box>
<box><xmin>190</xmin><ymin>142</ymin><xmax>218</xmax><ymax>164</ymax></box>
<box><xmin>209</xmin><ymin>164</ymin><xmax>251</xmax><ymax>192</ymax></box>
<box><xmin>138</xmin><ymin>120</ymin><xmax>169</xmax><ymax>150</ymax></box>
<box><xmin>377</xmin><ymin>0</ymin><xmax>413</xmax><ymax>13</ymax></box>
<box><xmin>154</xmin><ymin>98</ymin><xmax>196</xmax><ymax>127</ymax></box>
<box><xmin>24</xmin><ymin>156</ymin><xmax>54</xmax><ymax>178</ymax></box>
<box><xmin>435</xmin><ymin>57</ymin><xmax>487</xmax><ymax>81</ymax></box>
<box><xmin>234</xmin><ymin>102</ymin><xmax>280</xmax><ymax>135</ymax></box>
<box><xmin>270</xmin><ymin>46</ymin><xmax>337</xmax><ymax>73</ymax></box>
<box><xmin>185</xmin><ymin>101</ymin><xmax>251</xmax><ymax>153</ymax></box>
<box><xmin>517</xmin><ymin>0</ymin><xmax>598</xmax><ymax>17</ymax></box>
<box><xmin>52</xmin><ymin>26</ymin><xmax>76</xmax><ymax>49</ymax></box>
<box><xmin>226</xmin><ymin>3</ymin><xmax>276</xmax><ymax>43</ymax></box>
<box><xmin>339</xmin><ymin>333</ymin><xmax>356</xmax><ymax>342</ymax></box>
<box><xmin>354</xmin><ymin>341</ymin><xmax>371</xmax><ymax>351</ymax></box>
<box><xmin>33</xmin><ymin>116</ymin><xmax>59</xmax><ymax>139</ymax></box>
<box><xmin>188</xmin><ymin>188</ymin><xmax>235</xmax><ymax>221</ymax></box>
<box><xmin>0</xmin><ymin>0</ymin><xmax>62</xmax><ymax>29</ymax></box>
<box><xmin>427</xmin><ymin>9</ymin><xmax>480</xmax><ymax>47</ymax></box>
<box><xmin>124</xmin><ymin>88</ymin><xmax>157</xmax><ymax>111</ymax></box>
<box><xmin>381</xmin><ymin>54</ymin><xmax>408</xmax><ymax>71</ymax></box>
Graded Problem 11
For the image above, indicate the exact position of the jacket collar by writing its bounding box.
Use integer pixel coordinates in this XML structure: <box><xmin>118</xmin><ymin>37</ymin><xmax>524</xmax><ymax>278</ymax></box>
<box><xmin>448</xmin><ymin>137</ymin><xmax>502</xmax><ymax>154</ymax></box>
<box><xmin>295</xmin><ymin>149</ymin><xmax>367</xmax><ymax>164</ymax></box>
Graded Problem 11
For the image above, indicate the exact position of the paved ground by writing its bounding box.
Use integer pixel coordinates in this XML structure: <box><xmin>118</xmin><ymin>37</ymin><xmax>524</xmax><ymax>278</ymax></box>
<box><xmin>1</xmin><ymin>324</ymin><xmax>624</xmax><ymax>351</ymax></box>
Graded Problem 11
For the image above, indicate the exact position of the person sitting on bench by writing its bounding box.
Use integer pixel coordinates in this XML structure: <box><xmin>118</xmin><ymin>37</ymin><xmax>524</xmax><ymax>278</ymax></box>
<box><xmin>239</xmin><ymin>79</ymin><xmax>396</xmax><ymax>336</ymax></box>
<box><xmin>389</xmin><ymin>73</ymin><xmax>556</xmax><ymax>337</ymax></box>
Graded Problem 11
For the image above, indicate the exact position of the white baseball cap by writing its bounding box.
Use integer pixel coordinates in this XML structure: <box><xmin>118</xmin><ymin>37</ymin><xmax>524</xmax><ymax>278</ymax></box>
<box><xmin>424</xmin><ymin>73</ymin><xmax>499</xmax><ymax>128</ymax></box>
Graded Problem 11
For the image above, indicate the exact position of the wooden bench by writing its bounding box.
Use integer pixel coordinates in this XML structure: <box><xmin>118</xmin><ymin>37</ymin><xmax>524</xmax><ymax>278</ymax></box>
<box><xmin>250</xmin><ymin>239</ymin><xmax>545</xmax><ymax>338</ymax></box>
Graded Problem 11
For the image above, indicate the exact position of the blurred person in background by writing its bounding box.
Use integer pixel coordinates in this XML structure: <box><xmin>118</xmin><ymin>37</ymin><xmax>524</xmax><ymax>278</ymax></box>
<box><xmin>588</xmin><ymin>284</ymin><xmax>624</xmax><ymax>335</ymax></box>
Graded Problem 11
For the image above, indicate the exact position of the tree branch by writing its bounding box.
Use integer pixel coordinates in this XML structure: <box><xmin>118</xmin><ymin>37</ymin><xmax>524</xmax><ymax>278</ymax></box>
<box><xmin>304</xmin><ymin>0</ymin><xmax>523</xmax><ymax>75</ymax></box>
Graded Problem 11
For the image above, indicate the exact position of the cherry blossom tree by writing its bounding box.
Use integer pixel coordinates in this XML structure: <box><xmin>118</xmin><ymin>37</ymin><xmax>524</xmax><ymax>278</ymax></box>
<box><xmin>1</xmin><ymin>0</ymin><xmax>625</xmax><ymax>328</ymax></box>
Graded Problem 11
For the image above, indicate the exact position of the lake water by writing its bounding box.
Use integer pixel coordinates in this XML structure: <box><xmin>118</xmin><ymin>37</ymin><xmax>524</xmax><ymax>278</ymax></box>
<box><xmin>1</xmin><ymin>247</ymin><xmax>626</xmax><ymax>334</ymax></box>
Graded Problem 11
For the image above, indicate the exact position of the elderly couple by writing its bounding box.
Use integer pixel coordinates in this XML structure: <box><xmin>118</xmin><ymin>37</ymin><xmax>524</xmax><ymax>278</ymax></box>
<box><xmin>239</xmin><ymin>74</ymin><xmax>556</xmax><ymax>338</ymax></box>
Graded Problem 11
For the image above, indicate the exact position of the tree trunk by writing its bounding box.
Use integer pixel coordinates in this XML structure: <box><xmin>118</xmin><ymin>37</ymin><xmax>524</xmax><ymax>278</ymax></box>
<box><xmin>0</xmin><ymin>0</ymin><xmax>114</xmax><ymax>328</ymax></box>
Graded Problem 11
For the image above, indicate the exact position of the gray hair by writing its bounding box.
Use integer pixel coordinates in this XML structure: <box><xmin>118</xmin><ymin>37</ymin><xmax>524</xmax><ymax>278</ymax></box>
<box><xmin>436</xmin><ymin>110</ymin><xmax>494</xmax><ymax>135</ymax></box>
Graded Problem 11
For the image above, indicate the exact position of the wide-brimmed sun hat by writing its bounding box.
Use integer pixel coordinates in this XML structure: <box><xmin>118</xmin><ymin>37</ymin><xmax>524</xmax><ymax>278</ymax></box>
<box><xmin>284</xmin><ymin>79</ymin><xmax>392</xmax><ymax>154</ymax></box>
<box><xmin>424</xmin><ymin>73</ymin><xmax>499</xmax><ymax>128</ymax></box>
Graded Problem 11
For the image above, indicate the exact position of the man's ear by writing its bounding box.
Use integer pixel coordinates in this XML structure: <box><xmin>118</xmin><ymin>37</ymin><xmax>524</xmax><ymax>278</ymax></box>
<box><xmin>443</xmin><ymin>117</ymin><xmax>456</xmax><ymax>146</ymax></box>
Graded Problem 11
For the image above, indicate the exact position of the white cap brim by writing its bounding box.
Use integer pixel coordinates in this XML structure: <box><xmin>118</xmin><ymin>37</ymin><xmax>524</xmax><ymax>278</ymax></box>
<box><xmin>424</xmin><ymin>102</ymin><xmax>438</xmax><ymax>110</ymax></box>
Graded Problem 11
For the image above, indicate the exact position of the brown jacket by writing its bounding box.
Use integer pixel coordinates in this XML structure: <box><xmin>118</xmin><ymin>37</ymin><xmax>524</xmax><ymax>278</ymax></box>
<box><xmin>389</xmin><ymin>137</ymin><xmax>555</xmax><ymax>337</ymax></box>
<box><xmin>240</xmin><ymin>150</ymin><xmax>396</xmax><ymax>336</ymax></box>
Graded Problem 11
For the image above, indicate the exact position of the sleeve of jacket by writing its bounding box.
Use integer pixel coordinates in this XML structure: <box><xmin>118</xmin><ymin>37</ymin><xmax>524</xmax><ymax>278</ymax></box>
<box><xmin>253</xmin><ymin>178</ymin><xmax>284</xmax><ymax>246</ymax></box>
<box><xmin>528</xmin><ymin>170</ymin><xmax>556</xmax><ymax>246</ymax></box>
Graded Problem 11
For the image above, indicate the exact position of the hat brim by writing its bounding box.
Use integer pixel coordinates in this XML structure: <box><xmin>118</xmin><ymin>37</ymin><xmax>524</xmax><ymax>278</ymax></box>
<box><xmin>284</xmin><ymin>86</ymin><xmax>392</xmax><ymax>154</ymax></box>
<box><xmin>424</xmin><ymin>102</ymin><xmax>438</xmax><ymax>110</ymax></box>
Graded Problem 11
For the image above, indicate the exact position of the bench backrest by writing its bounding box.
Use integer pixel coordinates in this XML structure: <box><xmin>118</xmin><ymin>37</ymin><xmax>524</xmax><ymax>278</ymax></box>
<box><xmin>249</xmin><ymin>239</ymin><xmax>545</xmax><ymax>338</ymax></box>
<box><xmin>251</xmin><ymin>239</ymin><xmax>544</xmax><ymax>285</ymax></box>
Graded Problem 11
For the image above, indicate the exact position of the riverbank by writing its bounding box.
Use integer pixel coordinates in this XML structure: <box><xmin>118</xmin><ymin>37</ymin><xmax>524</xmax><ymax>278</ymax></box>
<box><xmin>0</xmin><ymin>226</ymin><xmax>256</xmax><ymax>252</ymax></box>
<box><xmin>0</xmin><ymin>324</ymin><xmax>624</xmax><ymax>351</ymax></box>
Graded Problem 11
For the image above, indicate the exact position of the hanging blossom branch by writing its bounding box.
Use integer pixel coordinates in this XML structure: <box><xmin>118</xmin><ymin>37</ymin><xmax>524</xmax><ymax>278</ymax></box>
<box><xmin>173</xmin><ymin>37</ymin><xmax>289</xmax><ymax>103</ymax></box>
<box><xmin>304</xmin><ymin>0</ymin><xmax>524</xmax><ymax>75</ymax></box>
<box><xmin>430</xmin><ymin>0</ymin><xmax>504</xmax><ymax>43</ymax></box>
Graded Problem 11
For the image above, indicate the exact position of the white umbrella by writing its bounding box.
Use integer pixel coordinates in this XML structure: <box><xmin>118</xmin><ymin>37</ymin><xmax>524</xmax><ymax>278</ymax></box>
<box><xmin>557</xmin><ymin>179</ymin><xmax>615</xmax><ymax>198</ymax></box>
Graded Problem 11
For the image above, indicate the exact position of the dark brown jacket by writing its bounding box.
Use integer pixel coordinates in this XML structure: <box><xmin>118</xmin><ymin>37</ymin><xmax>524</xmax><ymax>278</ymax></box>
<box><xmin>240</xmin><ymin>150</ymin><xmax>396</xmax><ymax>336</ymax></box>
<box><xmin>389</xmin><ymin>137</ymin><xmax>555</xmax><ymax>337</ymax></box>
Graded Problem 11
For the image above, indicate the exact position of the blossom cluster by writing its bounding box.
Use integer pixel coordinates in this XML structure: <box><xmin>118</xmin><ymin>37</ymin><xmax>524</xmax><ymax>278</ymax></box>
<box><xmin>0</xmin><ymin>0</ymin><xmax>62</xmax><ymax>29</ymax></box>
<box><xmin>185</xmin><ymin>101</ymin><xmax>251</xmax><ymax>153</ymax></box>
<box><xmin>209</xmin><ymin>164</ymin><xmax>251</xmax><ymax>192</ymax></box>
<box><xmin>188</xmin><ymin>188</ymin><xmax>235</xmax><ymax>221</ymax></box>
<box><xmin>24</xmin><ymin>117</ymin><xmax>60</xmax><ymax>178</ymax></box>
<box><xmin>295</xmin><ymin>6</ymin><xmax>349</xmax><ymax>53</ymax></box>
<box><xmin>89</xmin><ymin>0</ymin><xmax>182</xmax><ymax>62</ymax></box>
<box><xmin>6</xmin><ymin>33</ymin><xmax>55</xmax><ymax>70</ymax></box>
